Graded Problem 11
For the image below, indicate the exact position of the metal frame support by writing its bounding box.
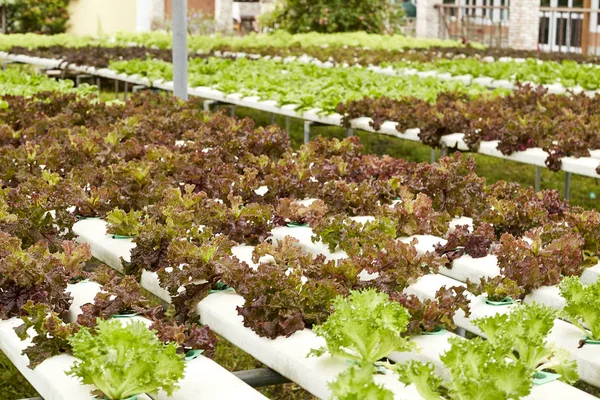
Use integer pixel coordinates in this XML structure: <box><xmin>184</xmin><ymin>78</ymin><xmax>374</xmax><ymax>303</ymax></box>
<box><xmin>439</xmin><ymin>144</ymin><xmax>449</xmax><ymax>157</ymax></box>
<box><xmin>114</xmin><ymin>80</ymin><xmax>119</xmax><ymax>99</ymax></box>
<box><xmin>270</xmin><ymin>112</ymin><xmax>275</xmax><ymax>125</ymax></box>
<box><xmin>2</xmin><ymin>60</ymin><xmax>14</xmax><ymax>70</ymax></box>
<box><xmin>564</xmin><ymin>172</ymin><xmax>572</xmax><ymax>200</ymax></box>
<box><xmin>535</xmin><ymin>166</ymin><xmax>541</xmax><ymax>192</ymax></box>
<box><xmin>172</xmin><ymin>0</ymin><xmax>188</xmax><ymax>100</ymax></box>
<box><xmin>96</xmin><ymin>77</ymin><xmax>101</xmax><ymax>92</ymax></box>
<box><xmin>132</xmin><ymin>84</ymin><xmax>148</xmax><ymax>94</ymax></box>
<box><xmin>233</xmin><ymin>368</ymin><xmax>291</xmax><ymax>388</ymax></box>
<box><xmin>346</xmin><ymin>128</ymin><xmax>354</xmax><ymax>137</ymax></box>
<box><xmin>430</xmin><ymin>148</ymin><xmax>437</xmax><ymax>164</ymax></box>
<box><xmin>123</xmin><ymin>81</ymin><xmax>129</xmax><ymax>101</ymax></box>
<box><xmin>203</xmin><ymin>100</ymin><xmax>216</xmax><ymax>112</ymax></box>
<box><xmin>230</xmin><ymin>105</ymin><xmax>236</xmax><ymax>118</ymax></box>
<box><xmin>304</xmin><ymin>121</ymin><xmax>312</xmax><ymax>144</ymax></box>
<box><xmin>455</xmin><ymin>327</ymin><xmax>466</xmax><ymax>337</ymax></box>
<box><xmin>75</xmin><ymin>74</ymin><xmax>93</xmax><ymax>87</ymax></box>
<box><xmin>285</xmin><ymin>116</ymin><xmax>291</xmax><ymax>135</ymax></box>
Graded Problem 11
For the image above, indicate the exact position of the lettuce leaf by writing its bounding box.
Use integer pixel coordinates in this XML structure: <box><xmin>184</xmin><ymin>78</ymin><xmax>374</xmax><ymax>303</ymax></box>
<box><xmin>68</xmin><ymin>319</ymin><xmax>185</xmax><ymax>400</ymax></box>
<box><xmin>309</xmin><ymin>289</ymin><xmax>415</xmax><ymax>365</ymax></box>
<box><xmin>559</xmin><ymin>276</ymin><xmax>600</xmax><ymax>341</ymax></box>
<box><xmin>329</xmin><ymin>364</ymin><xmax>394</xmax><ymax>400</ymax></box>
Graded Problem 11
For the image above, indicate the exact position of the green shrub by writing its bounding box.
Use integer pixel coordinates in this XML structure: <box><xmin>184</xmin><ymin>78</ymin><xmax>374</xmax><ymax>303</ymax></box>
<box><xmin>5</xmin><ymin>0</ymin><xmax>70</xmax><ymax>34</ymax></box>
<box><xmin>262</xmin><ymin>0</ymin><xmax>405</xmax><ymax>34</ymax></box>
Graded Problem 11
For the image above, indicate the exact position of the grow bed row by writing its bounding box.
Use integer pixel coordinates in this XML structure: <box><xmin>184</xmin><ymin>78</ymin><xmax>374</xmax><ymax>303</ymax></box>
<box><xmin>6</xmin><ymin>31</ymin><xmax>600</xmax><ymax>66</ymax></box>
<box><xmin>213</xmin><ymin>49</ymin><xmax>600</xmax><ymax>94</ymax></box>
<box><xmin>3</xmin><ymin>94</ymin><xmax>600</xmax><ymax>398</ymax></box>
<box><xmin>7</xmin><ymin>43</ymin><xmax>599</xmax><ymax>94</ymax></box>
<box><xmin>0</xmin><ymin>228</ymin><xmax>267</xmax><ymax>400</ymax></box>
<box><xmin>3</xmin><ymin>50</ymin><xmax>599</xmax><ymax>180</ymax></box>
<box><xmin>72</xmin><ymin>218</ymin><xmax>596</xmax><ymax>399</ymax></box>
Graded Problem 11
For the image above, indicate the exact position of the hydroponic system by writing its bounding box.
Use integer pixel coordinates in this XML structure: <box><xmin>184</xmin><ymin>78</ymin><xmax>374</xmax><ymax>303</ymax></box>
<box><xmin>2</xmin><ymin>15</ymin><xmax>600</xmax><ymax>400</ymax></box>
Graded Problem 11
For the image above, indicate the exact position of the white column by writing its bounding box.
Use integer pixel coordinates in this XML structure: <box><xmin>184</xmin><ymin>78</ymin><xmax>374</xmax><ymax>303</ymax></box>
<box><xmin>508</xmin><ymin>0</ymin><xmax>540</xmax><ymax>49</ymax></box>
<box><xmin>215</xmin><ymin>0</ymin><xmax>234</xmax><ymax>32</ymax></box>
<box><xmin>416</xmin><ymin>0</ymin><xmax>442</xmax><ymax>39</ymax></box>
<box><xmin>136</xmin><ymin>0</ymin><xmax>153</xmax><ymax>32</ymax></box>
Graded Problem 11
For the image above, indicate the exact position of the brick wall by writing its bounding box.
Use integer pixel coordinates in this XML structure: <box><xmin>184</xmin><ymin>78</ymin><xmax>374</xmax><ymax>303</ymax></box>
<box><xmin>165</xmin><ymin>0</ymin><xmax>215</xmax><ymax>18</ymax></box>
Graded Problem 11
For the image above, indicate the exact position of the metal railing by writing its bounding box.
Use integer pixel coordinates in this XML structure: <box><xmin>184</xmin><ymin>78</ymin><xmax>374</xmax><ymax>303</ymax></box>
<box><xmin>436</xmin><ymin>4</ymin><xmax>600</xmax><ymax>55</ymax></box>
<box><xmin>435</xmin><ymin>4</ymin><xmax>510</xmax><ymax>47</ymax></box>
<box><xmin>539</xmin><ymin>7</ymin><xmax>600</xmax><ymax>55</ymax></box>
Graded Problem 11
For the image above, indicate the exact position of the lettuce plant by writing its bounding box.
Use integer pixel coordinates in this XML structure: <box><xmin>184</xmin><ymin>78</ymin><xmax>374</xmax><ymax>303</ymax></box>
<box><xmin>329</xmin><ymin>364</ymin><xmax>393</xmax><ymax>400</ymax></box>
<box><xmin>309</xmin><ymin>289</ymin><xmax>415</xmax><ymax>365</ymax></box>
<box><xmin>473</xmin><ymin>302</ymin><xmax>578</xmax><ymax>383</ymax></box>
<box><xmin>395</xmin><ymin>337</ymin><xmax>532</xmax><ymax>400</ymax></box>
<box><xmin>559</xmin><ymin>277</ymin><xmax>600</xmax><ymax>341</ymax></box>
<box><xmin>0</xmin><ymin>233</ymin><xmax>90</xmax><ymax>320</ymax></box>
<box><xmin>68</xmin><ymin>319</ymin><xmax>185</xmax><ymax>400</ymax></box>
<box><xmin>391</xmin><ymin>286</ymin><xmax>471</xmax><ymax>335</ymax></box>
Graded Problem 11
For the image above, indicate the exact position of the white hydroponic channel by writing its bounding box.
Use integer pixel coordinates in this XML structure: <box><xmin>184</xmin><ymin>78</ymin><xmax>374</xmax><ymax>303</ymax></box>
<box><xmin>73</xmin><ymin>214</ymin><xmax>600</xmax><ymax>399</ymax></box>
<box><xmin>2</xmin><ymin>51</ymin><xmax>600</xmax><ymax>177</ymax></box>
<box><xmin>0</xmin><ymin>269</ymin><xmax>268</xmax><ymax>399</ymax></box>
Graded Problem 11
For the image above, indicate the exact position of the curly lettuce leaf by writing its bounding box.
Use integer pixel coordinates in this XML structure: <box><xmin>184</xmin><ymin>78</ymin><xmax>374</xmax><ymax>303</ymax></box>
<box><xmin>309</xmin><ymin>289</ymin><xmax>415</xmax><ymax>364</ymax></box>
<box><xmin>68</xmin><ymin>319</ymin><xmax>185</xmax><ymax>399</ymax></box>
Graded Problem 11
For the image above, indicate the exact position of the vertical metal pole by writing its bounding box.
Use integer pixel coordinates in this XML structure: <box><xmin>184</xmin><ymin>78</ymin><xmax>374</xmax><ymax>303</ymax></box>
<box><xmin>270</xmin><ymin>113</ymin><xmax>275</xmax><ymax>125</ymax></box>
<box><xmin>1</xmin><ymin>6</ymin><xmax>6</xmax><ymax>34</ymax></box>
<box><xmin>230</xmin><ymin>105</ymin><xmax>236</xmax><ymax>118</ymax></box>
<box><xmin>97</xmin><ymin>77</ymin><xmax>101</xmax><ymax>92</ymax></box>
<box><xmin>564</xmin><ymin>172</ymin><xmax>572</xmax><ymax>200</ymax></box>
<box><xmin>346</xmin><ymin>128</ymin><xmax>354</xmax><ymax>137</ymax></box>
<box><xmin>203</xmin><ymin>100</ymin><xmax>213</xmax><ymax>112</ymax></box>
<box><xmin>534</xmin><ymin>166</ymin><xmax>541</xmax><ymax>192</ymax></box>
<box><xmin>124</xmin><ymin>81</ymin><xmax>128</xmax><ymax>100</ymax></box>
<box><xmin>440</xmin><ymin>144</ymin><xmax>449</xmax><ymax>157</ymax></box>
<box><xmin>114</xmin><ymin>80</ymin><xmax>119</xmax><ymax>99</ymax></box>
<box><xmin>173</xmin><ymin>0</ymin><xmax>188</xmax><ymax>100</ymax></box>
<box><xmin>303</xmin><ymin>121</ymin><xmax>311</xmax><ymax>144</ymax></box>
<box><xmin>285</xmin><ymin>116</ymin><xmax>290</xmax><ymax>135</ymax></box>
<box><xmin>430</xmin><ymin>148</ymin><xmax>436</xmax><ymax>164</ymax></box>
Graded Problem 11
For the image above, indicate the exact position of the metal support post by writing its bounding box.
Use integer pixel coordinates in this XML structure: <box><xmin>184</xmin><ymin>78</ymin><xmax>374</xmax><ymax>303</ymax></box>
<box><xmin>346</xmin><ymin>128</ymin><xmax>354</xmax><ymax>137</ymax></box>
<box><xmin>75</xmin><ymin>74</ymin><xmax>93</xmax><ymax>87</ymax></box>
<box><xmin>203</xmin><ymin>100</ymin><xmax>216</xmax><ymax>112</ymax></box>
<box><xmin>285</xmin><ymin>116</ymin><xmax>290</xmax><ymax>135</ymax></box>
<box><xmin>132</xmin><ymin>85</ymin><xmax>148</xmax><ymax>93</ymax></box>
<box><xmin>172</xmin><ymin>0</ymin><xmax>188</xmax><ymax>100</ymax></box>
<box><xmin>232</xmin><ymin>368</ymin><xmax>291</xmax><ymax>388</ymax></box>
<box><xmin>304</xmin><ymin>121</ymin><xmax>312</xmax><ymax>144</ymax></box>
<box><xmin>430</xmin><ymin>148</ymin><xmax>436</xmax><ymax>164</ymax></box>
<box><xmin>440</xmin><ymin>144</ymin><xmax>449</xmax><ymax>157</ymax></box>
<box><xmin>455</xmin><ymin>327</ymin><xmax>466</xmax><ymax>337</ymax></box>
<box><xmin>124</xmin><ymin>81</ymin><xmax>129</xmax><ymax>101</ymax></box>
<box><xmin>96</xmin><ymin>77</ymin><xmax>101</xmax><ymax>92</ymax></box>
<box><xmin>534</xmin><ymin>166</ymin><xmax>541</xmax><ymax>192</ymax></box>
<box><xmin>230</xmin><ymin>105</ymin><xmax>236</xmax><ymax>118</ymax></box>
<box><xmin>270</xmin><ymin>112</ymin><xmax>275</xmax><ymax>125</ymax></box>
<box><xmin>114</xmin><ymin>80</ymin><xmax>119</xmax><ymax>99</ymax></box>
<box><xmin>564</xmin><ymin>172</ymin><xmax>572</xmax><ymax>200</ymax></box>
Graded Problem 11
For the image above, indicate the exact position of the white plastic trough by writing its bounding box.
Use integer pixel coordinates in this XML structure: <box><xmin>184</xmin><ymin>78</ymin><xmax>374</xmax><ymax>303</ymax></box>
<box><xmin>2</xmin><ymin>51</ymin><xmax>600</xmax><ymax>180</ymax></box>
<box><xmin>0</xmin><ymin>278</ymin><xmax>267</xmax><ymax>400</ymax></box>
<box><xmin>74</xmin><ymin>218</ymin><xmax>600</xmax><ymax>393</ymax></box>
<box><xmin>73</xmin><ymin>221</ymin><xmax>426</xmax><ymax>399</ymax></box>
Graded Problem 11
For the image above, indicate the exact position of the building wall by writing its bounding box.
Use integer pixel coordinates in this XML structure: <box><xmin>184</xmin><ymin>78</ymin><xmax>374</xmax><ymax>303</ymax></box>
<box><xmin>165</xmin><ymin>0</ymin><xmax>215</xmax><ymax>18</ymax></box>
<box><xmin>67</xmin><ymin>0</ymin><xmax>138</xmax><ymax>36</ymax></box>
